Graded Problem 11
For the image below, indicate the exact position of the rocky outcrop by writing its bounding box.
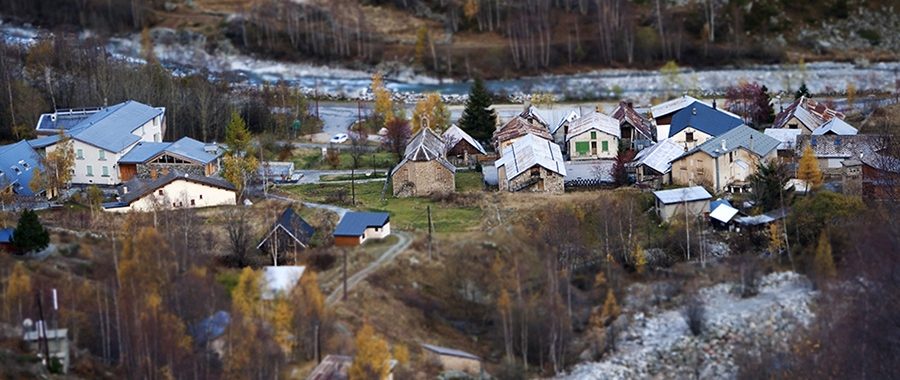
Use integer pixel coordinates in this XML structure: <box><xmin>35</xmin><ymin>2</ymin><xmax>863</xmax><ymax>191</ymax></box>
<box><xmin>560</xmin><ymin>272</ymin><xmax>816</xmax><ymax>380</ymax></box>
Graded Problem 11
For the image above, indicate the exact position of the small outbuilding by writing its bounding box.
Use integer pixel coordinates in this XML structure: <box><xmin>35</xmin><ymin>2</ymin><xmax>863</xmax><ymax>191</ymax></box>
<box><xmin>443</xmin><ymin>124</ymin><xmax>487</xmax><ymax>165</ymax></box>
<box><xmin>333</xmin><ymin>212</ymin><xmax>391</xmax><ymax>247</ymax></box>
<box><xmin>257</xmin><ymin>207</ymin><xmax>316</xmax><ymax>261</ymax></box>
<box><xmin>653</xmin><ymin>186</ymin><xmax>713</xmax><ymax>223</ymax></box>
<box><xmin>421</xmin><ymin>343</ymin><xmax>483</xmax><ymax>376</ymax></box>
<box><xmin>392</xmin><ymin>128</ymin><xmax>456</xmax><ymax>197</ymax></box>
<box><xmin>629</xmin><ymin>138</ymin><xmax>684</xmax><ymax>187</ymax></box>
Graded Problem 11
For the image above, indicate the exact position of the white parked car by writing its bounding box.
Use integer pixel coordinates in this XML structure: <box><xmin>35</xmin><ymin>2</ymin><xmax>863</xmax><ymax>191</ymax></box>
<box><xmin>330</xmin><ymin>133</ymin><xmax>349</xmax><ymax>144</ymax></box>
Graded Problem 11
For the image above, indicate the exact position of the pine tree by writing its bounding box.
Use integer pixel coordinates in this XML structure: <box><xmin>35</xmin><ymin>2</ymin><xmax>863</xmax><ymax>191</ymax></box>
<box><xmin>349</xmin><ymin>323</ymin><xmax>391</xmax><ymax>380</ymax></box>
<box><xmin>225</xmin><ymin>111</ymin><xmax>252</xmax><ymax>155</ymax></box>
<box><xmin>814</xmin><ymin>230</ymin><xmax>836</xmax><ymax>278</ymax></box>
<box><xmin>795</xmin><ymin>82</ymin><xmax>810</xmax><ymax>99</ymax></box>
<box><xmin>12</xmin><ymin>209</ymin><xmax>49</xmax><ymax>254</ymax></box>
<box><xmin>797</xmin><ymin>145</ymin><xmax>823</xmax><ymax>191</ymax></box>
<box><xmin>458</xmin><ymin>77</ymin><xmax>496</xmax><ymax>144</ymax></box>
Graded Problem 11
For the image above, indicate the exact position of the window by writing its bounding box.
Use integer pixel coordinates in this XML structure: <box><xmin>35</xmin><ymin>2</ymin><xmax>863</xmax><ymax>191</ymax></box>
<box><xmin>199</xmin><ymin>194</ymin><xmax>203</xmax><ymax>199</ymax></box>
<box><xmin>11</xmin><ymin>166</ymin><xmax>20</xmax><ymax>175</ymax></box>
<box><xmin>591</xmin><ymin>141</ymin><xmax>597</xmax><ymax>155</ymax></box>
<box><xmin>86</xmin><ymin>165</ymin><xmax>93</xmax><ymax>176</ymax></box>
<box><xmin>601</xmin><ymin>141</ymin><xmax>609</xmax><ymax>152</ymax></box>
<box><xmin>789</xmin><ymin>123</ymin><xmax>798</xmax><ymax>129</ymax></box>
<box><xmin>729</xmin><ymin>152</ymin><xmax>734</xmax><ymax>163</ymax></box>
<box><xmin>101</xmin><ymin>166</ymin><xmax>109</xmax><ymax>177</ymax></box>
<box><xmin>590</xmin><ymin>131</ymin><xmax>597</xmax><ymax>139</ymax></box>
<box><xmin>76</xmin><ymin>149</ymin><xmax>84</xmax><ymax>160</ymax></box>
<box><xmin>685</xmin><ymin>132</ymin><xmax>695</xmax><ymax>142</ymax></box>
<box><xmin>190</xmin><ymin>199</ymin><xmax>196</xmax><ymax>206</ymax></box>
<box><xmin>531</xmin><ymin>168</ymin><xmax>541</xmax><ymax>177</ymax></box>
<box><xmin>158</xmin><ymin>189</ymin><xmax>164</xmax><ymax>196</ymax></box>
<box><xmin>98</xmin><ymin>150</ymin><xmax>106</xmax><ymax>161</ymax></box>
<box><xmin>575</xmin><ymin>141</ymin><xmax>590</xmax><ymax>155</ymax></box>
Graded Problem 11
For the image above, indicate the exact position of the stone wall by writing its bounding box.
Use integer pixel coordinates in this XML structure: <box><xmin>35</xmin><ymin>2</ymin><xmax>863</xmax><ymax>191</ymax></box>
<box><xmin>137</xmin><ymin>163</ymin><xmax>207</xmax><ymax>180</ymax></box>
<box><xmin>392</xmin><ymin>160</ymin><xmax>455</xmax><ymax>197</ymax></box>
<box><xmin>505</xmin><ymin>166</ymin><xmax>564</xmax><ymax>194</ymax></box>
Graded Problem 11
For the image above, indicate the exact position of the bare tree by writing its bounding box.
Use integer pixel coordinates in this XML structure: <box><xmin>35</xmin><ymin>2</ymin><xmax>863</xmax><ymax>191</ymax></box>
<box><xmin>224</xmin><ymin>207</ymin><xmax>254</xmax><ymax>267</ymax></box>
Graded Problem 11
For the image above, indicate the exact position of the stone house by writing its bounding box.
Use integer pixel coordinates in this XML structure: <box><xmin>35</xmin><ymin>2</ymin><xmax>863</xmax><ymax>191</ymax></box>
<box><xmin>118</xmin><ymin>137</ymin><xmax>223</xmax><ymax>182</ymax></box>
<box><xmin>443</xmin><ymin>124</ymin><xmax>487</xmax><ymax>165</ymax></box>
<box><xmin>565</xmin><ymin>112</ymin><xmax>621</xmax><ymax>160</ymax></box>
<box><xmin>421</xmin><ymin>344</ymin><xmax>483</xmax><ymax>376</ymax></box>
<box><xmin>670</xmin><ymin>125</ymin><xmax>780</xmax><ymax>192</ymax></box>
<box><xmin>492</xmin><ymin>116</ymin><xmax>553</xmax><ymax>153</ymax></box>
<box><xmin>519</xmin><ymin>104</ymin><xmax>581</xmax><ymax>148</ymax></box>
<box><xmin>653</xmin><ymin>186</ymin><xmax>712</xmax><ymax>223</ymax></box>
<box><xmin>795</xmin><ymin>134</ymin><xmax>883</xmax><ymax>177</ymax></box>
<box><xmin>495</xmin><ymin>133</ymin><xmax>566</xmax><ymax>193</ymax></box>
<box><xmin>666</xmin><ymin>101</ymin><xmax>744</xmax><ymax>151</ymax></box>
<box><xmin>611</xmin><ymin>101</ymin><xmax>655</xmax><ymax>150</ymax></box>
<box><xmin>771</xmin><ymin>96</ymin><xmax>845</xmax><ymax>134</ymax></box>
<box><xmin>391</xmin><ymin>128</ymin><xmax>456</xmax><ymax>197</ymax></box>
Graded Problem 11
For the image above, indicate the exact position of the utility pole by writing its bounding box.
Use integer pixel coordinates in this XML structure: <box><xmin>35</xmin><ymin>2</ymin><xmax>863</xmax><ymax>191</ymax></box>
<box><xmin>427</xmin><ymin>205</ymin><xmax>434</xmax><ymax>260</ymax></box>
<box><xmin>684</xmin><ymin>194</ymin><xmax>691</xmax><ymax>262</ymax></box>
<box><xmin>342</xmin><ymin>249</ymin><xmax>348</xmax><ymax>301</ymax></box>
<box><xmin>35</xmin><ymin>290</ymin><xmax>51</xmax><ymax>371</ymax></box>
<box><xmin>314</xmin><ymin>79</ymin><xmax>320</xmax><ymax>119</ymax></box>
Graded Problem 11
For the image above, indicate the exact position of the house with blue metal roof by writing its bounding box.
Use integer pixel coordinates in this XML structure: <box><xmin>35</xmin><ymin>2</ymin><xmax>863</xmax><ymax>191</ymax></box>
<box><xmin>333</xmin><ymin>212</ymin><xmax>390</xmax><ymax>246</ymax></box>
<box><xmin>671</xmin><ymin>125</ymin><xmax>781</xmax><ymax>192</ymax></box>
<box><xmin>118</xmin><ymin>137</ymin><xmax>223</xmax><ymax>181</ymax></box>
<box><xmin>0</xmin><ymin>140</ymin><xmax>44</xmax><ymax>197</ymax></box>
<box><xmin>32</xmin><ymin>100</ymin><xmax>166</xmax><ymax>186</ymax></box>
<box><xmin>667</xmin><ymin>101</ymin><xmax>744</xmax><ymax>151</ymax></box>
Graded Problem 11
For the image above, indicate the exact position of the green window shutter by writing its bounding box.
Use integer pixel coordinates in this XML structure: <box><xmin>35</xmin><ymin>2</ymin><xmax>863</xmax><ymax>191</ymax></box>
<box><xmin>591</xmin><ymin>131</ymin><xmax>597</xmax><ymax>139</ymax></box>
<box><xmin>575</xmin><ymin>141</ymin><xmax>590</xmax><ymax>154</ymax></box>
<box><xmin>602</xmin><ymin>141</ymin><xmax>609</xmax><ymax>152</ymax></box>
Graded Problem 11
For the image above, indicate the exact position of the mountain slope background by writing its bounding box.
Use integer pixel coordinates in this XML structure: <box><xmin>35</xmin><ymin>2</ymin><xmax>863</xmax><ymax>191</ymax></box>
<box><xmin>1</xmin><ymin>0</ymin><xmax>898</xmax><ymax>78</ymax></box>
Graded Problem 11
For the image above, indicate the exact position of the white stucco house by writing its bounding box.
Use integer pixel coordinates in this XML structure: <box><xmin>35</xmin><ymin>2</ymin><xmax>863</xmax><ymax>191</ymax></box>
<box><xmin>29</xmin><ymin>100</ymin><xmax>166</xmax><ymax>186</ymax></box>
<box><xmin>103</xmin><ymin>173</ymin><xmax>236</xmax><ymax>212</ymax></box>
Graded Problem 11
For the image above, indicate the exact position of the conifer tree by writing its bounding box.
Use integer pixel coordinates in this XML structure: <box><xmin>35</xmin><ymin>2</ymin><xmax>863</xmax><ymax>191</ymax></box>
<box><xmin>225</xmin><ymin>111</ymin><xmax>252</xmax><ymax>155</ymax></box>
<box><xmin>458</xmin><ymin>77</ymin><xmax>496</xmax><ymax>144</ymax></box>
<box><xmin>12</xmin><ymin>209</ymin><xmax>49</xmax><ymax>254</ymax></box>
<box><xmin>599</xmin><ymin>288</ymin><xmax>620</xmax><ymax>326</ymax></box>
<box><xmin>795</xmin><ymin>83</ymin><xmax>810</xmax><ymax>99</ymax></box>
<box><xmin>349</xmin><ymin>323</ymin><xmax>391</xmax><ymax>380</ymax></box>
<box><xmin>797</xmin><ymin>145</ymin><xmax>823</xmax><ymax>191</ymax></box>
<box><xmin>372</xmin><ymin>73</ymin><xmax>394</xmax><ymax>126</ymax></box>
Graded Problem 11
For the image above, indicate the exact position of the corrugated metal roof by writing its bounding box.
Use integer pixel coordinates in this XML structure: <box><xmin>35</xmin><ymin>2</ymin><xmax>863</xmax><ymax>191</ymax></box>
<box><xmin>811</xmin><ymin>118</ymin><xmax>858</xmax><ymax>136</ymax></box>
<box><xmin>668</xmin><ymin>101</ymin><xmax>744</xmax><ymax>138</ymax></box>
<box><xmin>443</xmin><ymin>124</ymin><xmax>486</xmax><ymax>155</ymax></box>
<box><xmin>119</xmin><ymin>142</ymin><xmax>171</xmax><ymax>163</ymax></box>
<box><xmin>35</xmin><ymin>100</ymin><xmax>164</xmax><ymax>153</ymax></box>
<box><xmin>27</xmin><ymin>134</ymin><xmax>61</xmax><ymax>149</ymax></box>
<box><xmin>772</xmin><ymin>96</ymin><xmax>845</xmax><ymax>130</ymax></box>
<box><xmin>421</xmin><ymin>343</ymin><xmax>480</xmax><ymax>361</ymax></box>
<box><xmin>689</xmin><ymin>125</ymin><xmax>781</xmax><ymax>158</ymax></box>
<box><xmin>495</xmin><ymin>133</ymin><xmax>567</xmax><ymax>180</ymax></box>
<box><xmin>164</xmin><ymin>137</ymin><xmax>223</xmax><ymax>164</ymax></box>
<box><xmin>764</xmin><ymin>128</ymin><xmax>802</xmax><ymax>150</ymax></box>
<box><xmin>493</xmin><ymin>116</ymin><xmax>553</xmax><ymax>146</ymax></box>
<box><xmin>565</xmin><ymin>112</ymin><xmax>621</xmax><ymax>140</ymax></box>
<box><xmin>629</xmin><ymin>138</ymin><xmax>684</xmax><ymax>175</ymax></box>
<box><xmin>522</xmin><ymin>105</ymin><xmax>581</xmax><ymax>135</ymax></box>
<box><xmin>735</xmin><ymin>208</ymin><xmax>789</xmax><ymax>226</ymax></box>
<box><xmin>0</xmin><ymin>140</ymin><xmax>44</xmax><ymax>196</ymax></box>
<box><xmin>653</xmin><ymin>186</ymin><xmax>712</xmax><ymax>204</ymax></box>
<box><xmin>710</xmin><ymin>203</ymin><xmax>739</xmax><ymax>223</ymax></box>
<box><xmin>261</xmin><ymin>266</ymin><xmax>306</xmax><ymax>300</ymax></box>
<box><xmin>393</xmin><ymin>128</ymin><xmax>456</xmax><ymax>175</ymax></box>
<box><xmin>651</xmin><ymin>96</ymin><xmax>702</xmax><ymax>119</ymax></box>
<box><xmin>333</xmin><ymin>212</ymin><xmax>390</xmax><ymax>237</ymax></box>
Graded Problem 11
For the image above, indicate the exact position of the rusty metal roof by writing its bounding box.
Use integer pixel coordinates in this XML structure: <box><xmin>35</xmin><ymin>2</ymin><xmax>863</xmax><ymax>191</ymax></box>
<box><xmin>611</xmin><ymin>101</ymin><xmax>654</xmax><ymax>140</ymax></box>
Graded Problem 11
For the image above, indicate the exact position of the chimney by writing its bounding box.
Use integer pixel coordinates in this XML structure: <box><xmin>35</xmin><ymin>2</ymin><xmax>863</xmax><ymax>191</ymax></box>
<box><xmin>721</xmin><ymin>139</ymin><xmax>727</xmax><ymax>151</ymax></box>
<box><xmin>627</xmin><ymin>101</ymin><xmax>633</xmax><ymax>108</ymax></box>
<box><xmin>692</xmin><ymin>107</ymin><xmax>697</xmax><ymax>115</ymax></box>
<box><xmin>123</xmin><ymin>186</ymin><xmax>128</xmax><ymax>194</ymax></box>
<box><xmin>749</xmin><ymin>135</ymin><xmax>754</xmax><ymax>151</ymax></box>
<box><xmin>713</xmin><ymin>99</ymin><xmax>717</xmax><ymax>109</ymax></box>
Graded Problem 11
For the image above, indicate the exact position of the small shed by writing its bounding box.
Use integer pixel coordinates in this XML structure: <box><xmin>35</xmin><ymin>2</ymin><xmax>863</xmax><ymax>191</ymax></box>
<box><xmin>0</xmin><ymin>228</ymin><xmax>13</xmax><ymax>252</ymax></box>
<box><xmin>260</xmin><ymin>266</ymin><xmax>306</xmax><ymax>300</ymax></box>
<box><xmin>443</xmin><ymin>124</ymin><xmax>486</xmax><ymax>165</ymax></box>
<box><xmin>257</xmin><ymin>207</ymin><xmax>316</xmax><ymax>260</ymax></box>
<box><xmin>421</xmin><ymin>343</ymin><xmax>483</xmax><ymax>376</ymax></box>
<box><xmin>333</xmin><ymin>212</ymin><xmax>391</xmax><ymax>247</ymax></box>
<box><xmin>709</xmin><ymin>199</ymin><xmax>739</xmax><ymax>229</ymax></box>
<box><xmin>653</xmin><ymin>186</ymin><xmax>712</xmax><ymax>223</ymax></box>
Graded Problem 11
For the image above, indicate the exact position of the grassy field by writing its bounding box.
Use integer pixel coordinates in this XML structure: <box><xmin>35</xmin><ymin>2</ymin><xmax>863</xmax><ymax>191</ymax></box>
<box><xmin>293</xmin><ymin>148</ymin><xmax>396</xmax><ymax>171</ymax></box>
<box><xmin>283</xmin><ymin>181</ymin><xmax>483</xmax><ymax>233</ymax></box>
<box><xmin>455</xmin><ymin>171</ymin><xmax>485</xmax><ymax>192</ymax></box>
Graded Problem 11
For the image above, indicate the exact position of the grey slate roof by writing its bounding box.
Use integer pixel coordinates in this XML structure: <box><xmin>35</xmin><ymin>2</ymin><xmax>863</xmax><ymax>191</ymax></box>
<box><xmin>421</xmin><ymin>343</ymin><xmax>481</xmax><ymax>361</ymax></box>
<box><xmin>796</xmin><ymin>134</ymin><xmax>882</xmax><ymax>159</ymax></box>
<box><xmin>668</xmin><ymin>101</ymin><xmax>744</xmax><ymax>138</ymax></box>
<box><xmin>0</xmin><ymin>140</ymin><xmax>44</xmax><ymax>196</ymax></box>
<box><xmin>495</xmin><ymin>133</ymin><xmax>567</xmax><ymax>180</ymax></box>
<box><xmin>115</xmin><ymin>173</ymin><xmax>235</xmax><ymax>206</ymax></box>
<box><xmin>393</xmin><ymin>128</ymin><xmax>456</xmax><ymax>175</ymax></box>
<box><xmin>35</xmin><ymin>100</ymin><xmax>164</xmax><ymax>152</ymax></box>
<box><xmin>811</xmin><ymin>118</ymin><xmax>858</xmax><ymax>136</ymax></box>
<box><xmin>333</xmin><ymin>212</ymin><xmax>390</xmax><ymax>237</ymax></box>
<box><xmin>653</xmin><ymin>186</ymin><xmax>712</xmax><ymax>204</ymax></box>
<box><xmin>686</xmin><ymin>125</ymin><xmax>780</xmax><ymax>159</ymax></box>
<box><xmin>120</xmin><ymin>137</ymin><xmax>222</xmax><ymax>164</ymax></box>
<box><xmin>118</xmin><ymin>142</ymin><xmax>171</xmax><ymax>163</ymax></box>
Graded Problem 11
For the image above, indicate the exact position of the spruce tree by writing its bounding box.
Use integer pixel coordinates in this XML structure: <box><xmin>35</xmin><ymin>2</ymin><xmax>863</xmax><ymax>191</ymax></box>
<box><xmin>458</xmin><ymin>77</ymin><xmax>497</xmax><ymax>144</ymax></box>
<box><xmin>12</xmin><ymin>209</ymin><xmax>49</xmax><ymax>254</ymax></box>
<box><xmin>795</xmin><ymin>82</ymin><xmax>810</xmax><ymax>100</ymax></box>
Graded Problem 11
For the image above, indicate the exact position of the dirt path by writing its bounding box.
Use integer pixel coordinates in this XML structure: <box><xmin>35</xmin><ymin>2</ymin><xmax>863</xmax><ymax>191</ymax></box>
<box><xmin>325</xmin><ymin>231</ymin><xmax>411</xmax><ymax>305</ymax></box>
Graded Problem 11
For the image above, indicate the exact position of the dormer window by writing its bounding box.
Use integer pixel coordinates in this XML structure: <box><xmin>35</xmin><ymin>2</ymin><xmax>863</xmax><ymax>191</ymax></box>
<box><xmin>11</xmin><ymin>166</ymin><xmax>20</xmax><ymax>175</ymax></box>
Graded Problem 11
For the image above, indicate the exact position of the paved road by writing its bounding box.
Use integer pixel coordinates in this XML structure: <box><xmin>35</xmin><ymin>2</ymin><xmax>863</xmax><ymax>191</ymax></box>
<box><xmin>326</xmin><ymin>231</ymin><xmax>412</xmax><ymax>305</ymax></box>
